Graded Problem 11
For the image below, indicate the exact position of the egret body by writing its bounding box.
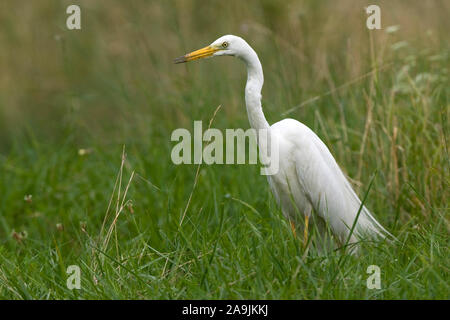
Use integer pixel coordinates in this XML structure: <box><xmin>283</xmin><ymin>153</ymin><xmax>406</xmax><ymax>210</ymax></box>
<box><xmin>175</xmin><ymin>35</ymin><xmax>392</xmax><ymax>252</ymax></box>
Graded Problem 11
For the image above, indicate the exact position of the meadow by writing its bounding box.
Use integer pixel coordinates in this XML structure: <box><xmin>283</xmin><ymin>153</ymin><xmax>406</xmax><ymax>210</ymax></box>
<box><xmin>0</xmin><ymin>0</ymin><xmax>448</xmax><ymax>299</ymax></box>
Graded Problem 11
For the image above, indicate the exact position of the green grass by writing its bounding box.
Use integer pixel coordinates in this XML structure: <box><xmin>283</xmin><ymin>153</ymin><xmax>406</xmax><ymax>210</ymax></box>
<box><xmin>0</xmin><ymin>1</ymin><xmax>449</xmax><ymax>299</ymax></box>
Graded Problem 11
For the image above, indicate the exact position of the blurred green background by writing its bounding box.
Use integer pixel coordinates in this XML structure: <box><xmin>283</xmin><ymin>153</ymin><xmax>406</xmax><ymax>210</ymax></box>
<box><xmin>1</xmin><ymin>0</ymin><xmax>448</xmax><ymax>148</ymax></box>
<box><xmin>0</xmin><ymin>1</ymin><xmax>448</xmax><ymax>299</ymax></box>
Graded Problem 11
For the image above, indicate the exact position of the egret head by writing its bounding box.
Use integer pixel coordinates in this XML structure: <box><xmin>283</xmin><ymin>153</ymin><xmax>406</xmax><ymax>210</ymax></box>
<box><xmin>174</xmin><ymin>35</ymin><xmax>249</xmax><ymax>64</ymax></box>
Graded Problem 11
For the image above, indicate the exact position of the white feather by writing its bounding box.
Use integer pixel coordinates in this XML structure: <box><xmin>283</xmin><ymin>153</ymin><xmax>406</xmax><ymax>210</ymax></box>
<box><xmin>180</xmin><ymin>34</ymin><xmax>393</xmax><ymax>253</ymax></box>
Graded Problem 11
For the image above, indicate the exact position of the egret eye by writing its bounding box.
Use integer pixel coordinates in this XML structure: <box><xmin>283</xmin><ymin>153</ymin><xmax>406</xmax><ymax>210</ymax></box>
<box><xmin>222</xmin><ymin>41</ymin><xmax>228</xmax><ymax>48</ymax></box>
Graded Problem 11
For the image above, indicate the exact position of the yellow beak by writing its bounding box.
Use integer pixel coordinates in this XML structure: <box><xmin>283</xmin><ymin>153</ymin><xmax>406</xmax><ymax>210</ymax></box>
<box><xmin>174</xmin><ymin>46</ymin><xmax>219</xmax><ymax>64</ymax></box>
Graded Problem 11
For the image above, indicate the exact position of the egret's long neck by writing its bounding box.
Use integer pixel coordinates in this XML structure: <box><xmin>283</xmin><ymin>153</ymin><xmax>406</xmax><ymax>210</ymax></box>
<box><xmin>241</xmin><ymin>47</ymin><xmax>269</xmax><ymax>131</ymax></box>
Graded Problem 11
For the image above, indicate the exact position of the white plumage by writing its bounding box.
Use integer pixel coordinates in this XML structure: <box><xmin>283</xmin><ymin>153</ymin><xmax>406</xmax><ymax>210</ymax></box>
<box><xmin>175</xmin><ymin>34</ymin><xmax>392</xmax><ymax>253</ymax></box>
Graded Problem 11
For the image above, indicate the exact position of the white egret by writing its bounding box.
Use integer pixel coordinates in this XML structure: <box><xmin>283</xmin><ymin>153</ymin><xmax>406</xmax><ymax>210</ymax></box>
<box><xmin>175</xmin><ymin>35</ymin><xmax>392</xmax><ymax>252</ymax></box>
